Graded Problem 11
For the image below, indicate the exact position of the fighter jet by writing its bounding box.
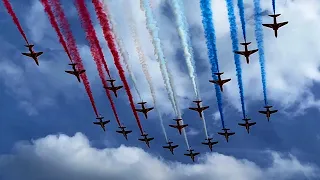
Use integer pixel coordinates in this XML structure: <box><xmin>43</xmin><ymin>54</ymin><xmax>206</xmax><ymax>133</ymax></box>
<box><xmin>184</xmin><ymin>149</ymin><xmax>200</xmax><ymax>162</ymax></box>
<box><xmin>93</xmin><ymin>115</ymin><xmax>110</xmax><ymax>132</ymax></box>
<box><xmin>238</xmin><ymin>117</ymin><xmax>256</xmax><ymax>134</ymax></box>
<box><xmin>201</xmin><ymin>138</ymin><xmax>218</xmax><ymax>151</ymax></box>
<box><xmin>22</xmin><ymin>44</ymin><xmax>43</xmax><ymax>66</ymax></box>
<box><xmin>218</xmin><ymin>128</ymin><xmax>235</xmax><ymax>142</ymax></box>
<box><xmin>259</xmin><ymin>105</ymin><xmax>278</xmax><ymax>121</ymax></box>
<box><xmin>234</xmin><ymin>42</ymin><xmax>258</xmax><ymax>64</ymax></box>
<box><xmin>104</xmin><ymin>79</ymin><xmax>123</xmax><ymax>97</ymax></box>
<box><xmin>135</xmin><ymin>101</ymin><xmax>154</xmax><ymax>119</ymax></box>
<box><xmin>116</xmin><ymin>125</ymin><xmax>132</xmax><ymax>140</ymax></box>
<box><xmin>209</xmin><ymin>72</ymin><xmax>231</xmax><ymax>92</ymax></box>
<box><xmin>162</xmin><ymin>140</ymin><xmax>179</xmax><ymax>155</ymax></box>
<box><xmin>169</xmin><ymin>119</ymin><xmax>188</xmax><ymax>135</ymax></box>
<box><xmin>138</xmin><ymin>133</ymin><xmax>154</xmax><ymax>148</ymax></box>
<box><xmin>262</xmin><ymin>13</ymin><xmax>288</xmax><ymax>38</ymax></box>
<box><xmin>188</xmin><ymin>100</ymin><xmax>209</xmax><ymax>118</ymax></box>
<box><xmin>65</xmin><ymin>63</ymin><xmax>86</xmax><ymax>83</ymax></box>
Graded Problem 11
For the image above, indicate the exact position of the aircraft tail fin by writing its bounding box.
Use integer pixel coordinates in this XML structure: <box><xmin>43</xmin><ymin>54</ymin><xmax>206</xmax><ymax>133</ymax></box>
<box><xmin>269</xmin><ymin>14</ymin><xmax>280</xmax><ymax>17</ymax></box>
<box><xmin>240</xmin><ymin>42</ymin><xmax>251</xmax><ymax>46</ymax></box>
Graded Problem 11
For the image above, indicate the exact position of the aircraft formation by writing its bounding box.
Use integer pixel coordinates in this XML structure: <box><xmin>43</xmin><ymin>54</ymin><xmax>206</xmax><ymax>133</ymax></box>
<box><xmin>2</xmin><ymin>0</ymin><xmax>288</xmax><ymax>162</ymax></box>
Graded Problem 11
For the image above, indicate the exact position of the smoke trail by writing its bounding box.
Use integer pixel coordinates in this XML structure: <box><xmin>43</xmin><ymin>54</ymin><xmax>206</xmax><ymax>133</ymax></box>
<box><xmin>225</xmin><ymin>0</ymin><xmax>246</xmax><ymax>118</ymax></box>
<box><xmin>237</xmin><ymin>0</ymin><xmax>247</xmax><ymax>41</ymax></box>
<box><xmin>50</xmin><ymin>0</ymin><xmax>99</xmax><ymax>117</ymax></box>
<box><xmin>253</xmin><ymin>0</ymin><xmax>268</xmax><ymax>105</ymax></box>
<box><xmin>41</xmin><ymin>0</ymin><xmax>72</xmax><ymax>61</ymax></box>
<box><xmin>272</xmin><ymin>0</ymin><xmax>275</xmax><ymax>14</ymax></box>
<box><xmin>170</xmin><ymin>0</ymin><xmax>209</xmax><ymax>139</ymax></box>
<box><xmin>73</xmin><ymin>0</ymin><xmax>122</xmax><ymax>126</ymax></box>
<box><xmin>199</xmin><ymin>0</ymin><xmax>225</xmax><ymax>128</ymax></box>
<box><xmin>2</xmin><ymin>0</ymin><xmax>29</xmax><ymax>44</ymax></box>
<box><xmin>91</xmin><ymin>0</ymin><xmax>144</xmax><ymax>134</ymax></box>
<box><xmin>101</xmin><ymin>2</ymin><xmax>142</xmax><ymax>101</ymax></box>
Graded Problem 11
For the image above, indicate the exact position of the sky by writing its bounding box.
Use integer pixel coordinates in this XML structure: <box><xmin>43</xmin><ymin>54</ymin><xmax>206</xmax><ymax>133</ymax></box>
<box><xmin>0</xmin><ymin>0</ymin><xmax>320</xmax><ymax>179</ymax></box>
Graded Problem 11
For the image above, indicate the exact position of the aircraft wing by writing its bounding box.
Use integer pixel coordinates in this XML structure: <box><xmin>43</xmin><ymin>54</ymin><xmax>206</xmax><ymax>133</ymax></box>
<box><xmin>163</xmin><ymin>145</ymin><xmax>170</xmax><ymax>149</ymax></box>
<box><xmin>79</xmin><ymin>70</ymin><xmax>86</xmax><ymax>74</ymax></box>
<box><xmin>221</xmin><ymin>79</ymin><xmax>231</xmax><ymax>84</ymax></box>
<box><xmin>93</xmin><ymin>122</ymin><xmax>100</xmax><ymax>125</ymax></box>
<box><xmin>65</xmin><ymin>70</ymin><xmax>76</xmax><ymax>75</ymax></box>
<box><xmin>270</xmin><ymin>110</ymin><xmax>278</xmax><ymax>114</ymax></box>
<box><xmin>169</xmin><ymin>125</ymin><xmax>177</xmax><ymax>128</ymax></box>
<box><xmin>184</xmin><ymin>153</ymin><xmax>191</xmax><ymax>156</ymax></box>
<box><xmin>138</xmin><ymin>138</ymin><xmax>145</xmax><ymax>141</ymax></box>
<box><xmin>116</xmin><ymin>130</ymin><xmax>122</xmax><ymax>133</ymax></box>
<box><xmin>181</xmin><ymin>124</ymin><xmax>188</xmax><ymax>128</ymax></box>
<box><xmin>116</xmin><ymin>86</ymin><xmax>123</xmax><ymax>90</ymax></box>
<box><xmin>248</xmin><ymin>49</ymin><xmax>258</xmax><ymax>55</ymax></box>
<box><xmin>238</xmin><ymin>123</ymin><xmax>246</xmax><ymax>126</ymax></box>
<box><xmin>125</xmin><ymin>130</ymin><xmax>132</xmax><ymax>134</ymax></box>
<box><xmin>194</xmin><ymin>152</ymin><xmax>200</xmax><ymax>156</ymax></box>
<box><xmin>102</xmin><ymin>121</ymin><xmax>110</xmax><ymax>125</ymax></box>
<box><xmin>259</xmin><ymin>110</ymin><xmax>267</xmax><ymax>114</ymax></box>
<box><xmin>278</xmin><ymin>21</ymin><xmax>288</xmax><ymax>27</ymax></box>
<box><xmin>135</xmin><ymin>109</ymin><xmax>144</xmax><ymax>112</ymax></box>
<box><xmin>172</xmin><ymin>145</ymin><xmax>178</xmax><ymax>148</ymax></box>
<box><xmin>35</xmin><ymin>52</ymin><xmax>43</xmax><ymax>57</ymax></box>
<box><xmin>234</xmin><ymin>50</ymin><xmax>246</xmax><ymax>55</ymax></box>
<box><xmin>147</xmin><ymin>137</ymin><xmax>154</xmax><ymax>141</ymax></box>
<box><xmin>189</xmin><ymin>107</ymin><xmax>198</xmax><ymax>111</ymax></box>
<box><xmin>209</xmin><ymin>80</ymin><xmax>218</xmax><ymax>84</ymax></box>
<box><xmin>217</xmin><ymin>132</ymin><xmax>224</xmax><ymax>135</ymax></box>
<box><xmin>249</xmin><ymin>122</ymin><xmax>256</xmax><ymax>126</ymax></box>
<box><xmin>202</xmin><ymin>142</ymin><xmax>209</xmax><ymax>145</ymax></box>
<box><xmin>262</xmin><ymin>23</ymin><xmax>274</xmax><ymax>29</ymax></box>
<box><xmin>22</xmin><ymin>53</ymin><xmax>32</xmax><ymax>57</ymax></box>
<box><xmin>146</xmin><ymin>107</ymin><xmax>154</xmax><ymax>112</ymax></box>
<box><xmin>201</xmin><ymin>106</ymin><xmax>209</xmax><ymax>111</ymax></box>
<box><xmin>227</xmin><ymin>132</ymin><xmax>235</xmax><ymax>136</ymax></box>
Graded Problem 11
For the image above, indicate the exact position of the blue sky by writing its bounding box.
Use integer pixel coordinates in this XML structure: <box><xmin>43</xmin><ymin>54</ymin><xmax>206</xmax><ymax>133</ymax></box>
<box><xmin>1</xmin><ymin>0</ymin><xmax>320</xmax><ymax>179</ymax></box>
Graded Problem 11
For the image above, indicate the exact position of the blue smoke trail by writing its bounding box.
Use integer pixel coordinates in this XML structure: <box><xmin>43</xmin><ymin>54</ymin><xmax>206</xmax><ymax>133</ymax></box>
<box><xmin>272</xmin><ymin>0</ymin><xmax>275</xmax><ymax>14</ymax></box>
<box><xmin>237</xmin><ymin>0</ymin><xmax>246</xmax><ymax>41</ymax></box>
<box><xmin>225</xmin><ymin>0</ymin><xmax>246</xmax><ymax>118</ymax></box>
<box><xmin>199</xmin><ymin>0</ymin><xmax>225</xmax><ymax>128</ymax></box>
<box><xmin>253</xmin><ymin>0</ymin><xmax>268</xmax><ymax>105</ymax></box>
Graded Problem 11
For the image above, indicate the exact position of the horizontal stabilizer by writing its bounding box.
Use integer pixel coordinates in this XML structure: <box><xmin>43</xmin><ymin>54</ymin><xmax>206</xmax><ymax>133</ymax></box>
<box><xmin>137</xmin><ymin>101</ymin><xmax>147</xmax><ymax>105</ymax></box>
<box><xmin>240</xmin><ymin>42</ymin><xmax>251</xmax><ymax>45</ymax></box>
<box><xmin>268</xmin><ymin>14</ymin><xmax>280</xmax><ymax>17</ymax></box>
<box><xmin>214</xmin><ymin>72</ymin><xmax>224</xmax><ymax>76</ymax></box>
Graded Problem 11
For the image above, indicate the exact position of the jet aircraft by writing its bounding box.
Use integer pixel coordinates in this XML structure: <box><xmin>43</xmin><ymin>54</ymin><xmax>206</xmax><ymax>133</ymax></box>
<box><xmin>258</xmin><ymin>105</ymin><xmax>278</xmax><ymax>121</ymax></box>
<box><xmin>238</xmin><ymin>117</ymin><xmax>256</xmax><ymax>134</ymax></box>
<box><xmin>262</xmin><ymin>13</ymin><xmax>288</xmax><ymax>38</ymax></box>
<box><xmin>138</xmin><ymin>133</ymin><xmax>154</xmax><ymax>148</ymax></box>
<box><xmin>162</xmin><ymin>141</ymin><xmax>179</xmax><ymax>155</ymax></box>
<box><xmin>218</xmin><ymin>128</ymin><xmax>235</xmax><ymax>142</ymax></box>
<box><xmin>184</xmin><ymin>149</ymin><xmax>200</xmax><ymax>162</ymax></box>
<box><xmin>104</xmin><ymin>79</ymin><xmax>123</xmax><ymax>97</ymax></box>
<box><xmin>116</xmin><ymin>125</ymin><xmax>132</xmax><ymax>140</ymax></box>
<box><xmin>188</xmin><ymin>100</ymin><xmax>209</xmax><ymax>118</ymax></box>
<box><xmin>65</xmin><ymin>63</ymin><xmax>86</xmax><ymax>83</ymax></box>
<box><xmin>209</xmin><ymin>72</ymin><xmax>231</xmax><ymax>92</ymax></box>
<box><xmin>234</xmin><ymin>42</ymin><xmax>258</xmax><ymax>64</ymax></box>
<box><xmin>93</xmin><ymin>115</ymin><xmax>110</xmax><ymax>132</ymax></box>
<box><xmin>135</xmin><ymin>101</ymin><xmax>154</xmax><ymax>119</ymax></box>
<box><xmin>22</xmin><ymin>44</ymin><xmax>43</xmax><ymax>66</ymax></box>
<box><xmin>169</xmin><ymin>119</ymin><xmax>188</xmax><ymax>135</ymax></box>
<box><xmin>201</xmin><ymin>138</ymin><xmax>218</xmax><ymax>151</ymax></box>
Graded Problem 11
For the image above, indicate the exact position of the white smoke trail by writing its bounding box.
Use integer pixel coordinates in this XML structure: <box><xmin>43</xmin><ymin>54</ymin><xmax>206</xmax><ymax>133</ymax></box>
<box><xmin>101</xmin><ymin>0</ymin><xmax>142</xmax><ymax>100</ymax></box>
<box><xmin>140</xmin><ymin>0</ymin><xmax>190</xmax><ymax>149</ymax></box>
<box><xmin>170</xmin><ymin>0</ymin><xmax>209</xmax><ymax>139</ymax></box>
<box><xmin>127</xmin><ymin>1</ymin><xmax>168</xmax><ymax>141</ymax></box>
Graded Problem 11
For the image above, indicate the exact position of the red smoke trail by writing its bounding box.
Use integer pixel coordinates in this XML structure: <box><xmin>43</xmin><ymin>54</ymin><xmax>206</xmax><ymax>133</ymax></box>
<box><xmin>3</xmin><ymin>0</ymin><xmax>29</xmax><ymax>44</ymax></box>
<box><xmin>50</xmin><ymin>0</ymin><xmax>99</xmax><ymax>117</ymax></box>
<box><xmin>40</xmin><ymin>0</ymin><xmax>72</xmax><ymax>61</ymax></box>
<box><xmin>92</xmin><ymin>0</ymin><xmax>144</xmax><ymax>134</ymax></box>
<box><xmin>74</xmin><ymin>0</ymin><xmax>122</xmax><ymax>126</ymax></box>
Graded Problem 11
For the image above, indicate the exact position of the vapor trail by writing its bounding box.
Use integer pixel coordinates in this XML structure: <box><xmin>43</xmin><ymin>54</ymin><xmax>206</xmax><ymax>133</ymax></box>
<box><xmin>272</xmin><ymin>0</ymin><xmax>275</xmax><ymax>14</ymax></box>
<box><xmin>170</xmin><ymin>0</ymin><xmax>209</xmax><ymax>139</ymax></box>
<box><xmin>101</xmin><ymin>1</ymin><xmax>142</xmax><ymax>101</ymax></box>
<box><xmin>253</xmin><ymin>0</ymin><xmax>268</xmax><ymax>105</ymax></box>
<box><xmin>199</xmin><ymin>0</ymin><xmax>226</xmax><ymax>128</ymax></box>
<box><xmin>225</xmin><ymin>0</ymin><xmax>246</xmax><ymax>118</ymax></box>
<box><xmin>140</xmin><ymin>0</ymin><xmax>190</xmax><ymax>148</ymax></box>
<box><xmin>237</xmin><ymin>0</ymin><xmax>247</xmax><ymax>41</ymax></box>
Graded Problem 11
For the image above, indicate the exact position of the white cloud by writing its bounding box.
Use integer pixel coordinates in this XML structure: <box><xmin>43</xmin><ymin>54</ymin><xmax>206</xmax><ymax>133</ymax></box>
<box><xmin>0</xmin><ymin>133</ymin><xmax>318</xmax><ymax>180</ymax></box>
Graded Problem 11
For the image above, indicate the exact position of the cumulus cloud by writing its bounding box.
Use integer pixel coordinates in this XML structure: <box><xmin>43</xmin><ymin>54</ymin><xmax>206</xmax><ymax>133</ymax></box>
<box><xmin>0</xmin><ymin>133</ymin><xmax>318</xmax><ymax>180</ymax></box>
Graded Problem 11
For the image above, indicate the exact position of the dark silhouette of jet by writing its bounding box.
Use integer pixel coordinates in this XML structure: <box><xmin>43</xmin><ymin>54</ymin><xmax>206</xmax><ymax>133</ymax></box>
<box><xmin>169</xmin><ymin>119</ymin><xmax>188</xmax><ymax>135</ymax></box>
<box><xmin>135</xmin><ymin>101</ymin><xmax>154</xmax><ymax>119</ymax></box>
<box><xmin>138</xmin><ymin>133</ymin><xmax>154</xmax><ymax>148</ymax></box>
<box><xmin>218</xmin><ymin>128</ymin><xmax>235</xmax><ymax>142</ymax></box>
<box><xmin>116</xmin><ymin>125</ymin><xmax>132</xmax><ymax>140</ymax></box>
<box><xmin>188</xmin><ymin>100</ymin><xmax>209</xmax><ymax>118</ymax></box>
<box><xmin>234</xmin><ymin>42</ymin><xmax>258</xmax><ymax>64</ymax></box>
<box><xmin>209</xmin><ymin>72</ymin><xmax>231</xmax><ymax>92</ymax></box>
<box><xmin>162</xmin><ymin>140</ymin><xmax>179</xmax><ymax>155</ymax></box>
<box><xmin>184</xmin><ymin>148</ymin><xmax>200</xmax><ymax>162</ymax></box>
<box><xmin>259</xmin><ymin>105</ymin><xmax>278</xmax><ymax>121</ymax></box>
<box><xmin>262</xmin><ymin>13</ymin><xmax>288</xmax><ymax>38</ymax></box>
<box><xmin>65</xmin><ymin>63</ymin><xmax>86</xmax><ymax>82</ymax></box>
<box><xmin>104</xmin><ymin>79</ymin><xmax>123</xmax><ymax>97</ymax></box>
<box><xmin>22</xmin><ymin>44</ymin><xmax>43</xmax><ymax>66</ymax></box>
<box><xmin>238</xmin><ymin>117</ymin><xmax>256</xmax><ymax>134</ymax></box>
<box><xmin>201</xmin><ymin>138</ymin><xmax>218</xmax><ymax>151</ymax></box>
<box><xmin>93</xmin><ymin>115</ymin><xmax>110</xmax><ymax>132</ymax></box>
